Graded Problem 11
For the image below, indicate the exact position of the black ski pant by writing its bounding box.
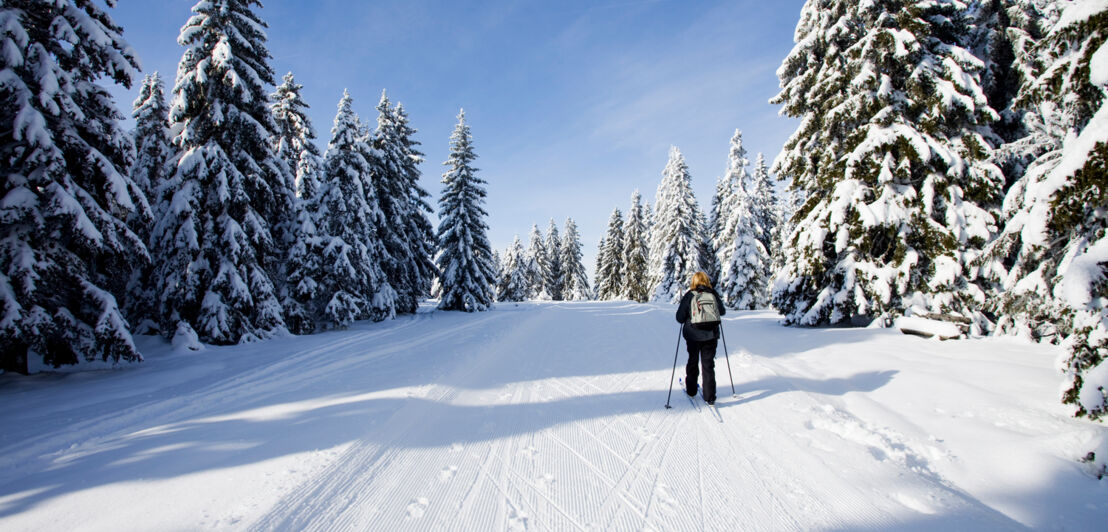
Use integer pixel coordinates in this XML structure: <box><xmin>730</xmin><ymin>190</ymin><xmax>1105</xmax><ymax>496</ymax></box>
<box><xmin>685</xmin><ymin>338</ymin><xmax>717</xmax><ymax>402</ymax></box>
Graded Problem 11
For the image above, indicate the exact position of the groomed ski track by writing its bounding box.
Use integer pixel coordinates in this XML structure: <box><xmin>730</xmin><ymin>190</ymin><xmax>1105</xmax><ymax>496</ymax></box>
<box><xmin>0</xmin><ymin>302</ymin><xmax>1101</xmax><ymax>531</ymax></box>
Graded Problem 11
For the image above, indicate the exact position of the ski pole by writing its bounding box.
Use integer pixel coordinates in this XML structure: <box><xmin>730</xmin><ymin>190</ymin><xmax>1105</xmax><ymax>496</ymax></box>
<box><xmin>664</xmin><ymin>326</ymin><xmax>681</xmax><ymax>409</ymax></box>
<box><xmin>720</xmin><ymin>324</ymin><xmax>736</xmax><ymax>397</ymax></box>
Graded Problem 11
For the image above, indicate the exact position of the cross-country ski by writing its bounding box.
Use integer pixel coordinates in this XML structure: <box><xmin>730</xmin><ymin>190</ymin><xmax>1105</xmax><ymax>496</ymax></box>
<box><xmin>702</xmin><ymin>391</ymin><xmax>723</xmax><ymax>423</ymax></box>
<box><xmin>678</xmin><ymin>378</ymin><xmax>702</xmax><ymax>413</ymax></box>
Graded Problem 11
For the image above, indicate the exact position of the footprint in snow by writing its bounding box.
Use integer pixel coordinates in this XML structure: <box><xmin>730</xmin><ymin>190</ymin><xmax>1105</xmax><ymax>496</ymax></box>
<box><xmin>519</xmin><ymin>445</ymin><xmax>538</xmax><ymax>459</ymax></box>
<box><xmin>507</xmin><ymin>503</ymin><xmax>529</xmax><ymax>531</ymax></box>
<box><xmin>655</xmin><ymin>483</ymin><xmax>677</xmax><ymax>509</ymax></box>
<box><xmin>440</xmin><ymin>465</ymin><xmax>458</xmax><ymax>481</ymax></box>
<box><xmin>406</xmin><ymin>498</ymin><xmax>429</xmax><ymax>520</ymax></box>
<box><xmin>894</xmin><ymin>492</ymin><xmax>937</xmax><ymax>515</ymax></box>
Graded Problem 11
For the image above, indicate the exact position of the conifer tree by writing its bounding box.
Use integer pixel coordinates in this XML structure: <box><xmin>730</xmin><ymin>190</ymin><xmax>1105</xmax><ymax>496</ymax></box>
<box><xmin>127</xmin><ymin>72</ymin><xmax>173</xmax><ymax>331</ymax></box>
<box><xmin>0</xmin><ymin>0</ymin><xmax>147</xmax><ymax>373</ymax></box>
<box><xmin>281</xmin><ymin>183</ymin><xmax>321</xmax><ymax>334</ymax></box>
<box><xmin>490</xmin><ymin>248</ymin><xmax>502</xmax><ymax>300</ymax></box>
<box><xmin>771</xmin><ymin>0</ymin><xmax>1003</xmax><ymax>329</ymax></box>
<box><xmin>268</xmin><ymin>71</ymin><xmax>322</xmax><ymax>332</ymax></box>
<box><xmin>497</xmin><ymin>236</ymin><xmax>529</xmax><ymax>302</ymax></box>
<box><xmin>304</xmin><ymin>91</ymin><xmax>397</xmax><ymax>327</ymax></box>
<box><xmin>971</xmin><ymin>0</ymin><xmax>1061</xmax><ymax>186</ymax></box>
<box><xmin>545</xmin><ymin>219</ymin><xmax>564</xmax><ymax>300</ymax></box>
<box><xmin>716</xmin><ymin>164</ymin><xmax>770</xmax><ymax>310</ymax></box>
<box><xmin>524</xmin><ymin>224</ymin><xmax>549</xmax><ymax>300</ymax></box>
<box><xmin>622</xmin><ymin>191</ymin><xmax>650</xmax><ymax>302</ymax></box>
<box><xmin>560</xmin><ymin>218</ymin><xmax>591</xmax><ymax>301</ymax></box>
<box><xmin>371</xmin><ymin>91</ymin><xmax>437</xmax><ymax>314</ymax></box>
<box><xmin>982</xmin><ymin>3</ymin><xmax>1108</xmax><ymax>421</ymax></box>
<box><xmin>152</xmin><ymin>0</ymin><xmax>296</xmax><ymax>344</ymax></box>
<box><xmin>706</xmin><ymin>176</ymin><xmax>730</xmax><ymax>282</ymax></box>
<box><xmin>596</xmin><ymin>208</ymin><xmax>625</xmax><ymax>300</ymax></box>
<box><xmin>772</xmin><ymin>183</ymin><xmax>806</xmax><ymax>276</ymax></box>
<box><xmin>594</xmin><ymin>236</ymin><xmax>606</xmax><ymax>288</ymax></box>
<box><xmin>713</xmin><ymin>131</ymin><xmax>748</xmax><ymax>273</ymax></box>
<box><xmin>649</xmin><ymin>147</ymin><xmax>706</xmax><ymax>303</ymax></box>
<box><xmin>390</xmin><ymin>101</ymin><xmax>437</xmax><ymax>304</ymax></box>
<box><xmin>749</xmin><ymin>153</ymin><xmax>778</xmax><ymax>254</ymax></box>
<box><xmin>436</xmin><ymin>110</ymin><xmax>496</xmax><ymax>312</ymax></box>
<box><xmin>270</xmin><ymin>72</ymin><xmax>321</xmax><ymax>200</ymax></box>
<box><xmin>131</xmin><ymin>72</ymin><xmax>171</xmax><ymax>219</ymax></box>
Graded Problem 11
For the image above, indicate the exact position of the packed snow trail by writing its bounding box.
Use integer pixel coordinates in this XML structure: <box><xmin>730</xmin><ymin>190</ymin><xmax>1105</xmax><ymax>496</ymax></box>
<box><xmin>0</xmin><ymin>302</ymin><xmax>1104</xmax><ymax>530</ymax></box>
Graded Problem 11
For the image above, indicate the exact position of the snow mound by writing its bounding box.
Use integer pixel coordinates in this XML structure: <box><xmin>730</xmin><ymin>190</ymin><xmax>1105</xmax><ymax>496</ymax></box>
<box><xmin>895</xmin><ymin>316</ymin><xmax>964</xmax><ymax>340</ymax></box>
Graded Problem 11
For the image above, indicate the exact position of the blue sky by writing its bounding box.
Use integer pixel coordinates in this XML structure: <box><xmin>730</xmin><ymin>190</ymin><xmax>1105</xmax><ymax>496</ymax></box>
<box><xmin>108</xmin><ymin>0</ymin><xmax>806</xmax><ymax>273</ymax></box>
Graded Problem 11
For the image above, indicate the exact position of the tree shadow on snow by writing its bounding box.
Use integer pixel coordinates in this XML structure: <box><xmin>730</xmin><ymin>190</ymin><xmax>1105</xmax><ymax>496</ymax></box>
<box><xmin>718</xmin><ymin>370</ymin><xmax>900</xmax><ymax>408</ymax></box>
<box><xmin>0</xmin><ymin>386</ymin><xmax>669</xmax><ymax>519</ymax></box>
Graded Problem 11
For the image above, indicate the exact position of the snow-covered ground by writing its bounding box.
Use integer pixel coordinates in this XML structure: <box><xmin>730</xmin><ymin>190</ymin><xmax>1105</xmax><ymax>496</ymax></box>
<box><xmin>0</xmin><ymin>301</ymin><xmax>1104</xmax><ymax>531</ymax></box>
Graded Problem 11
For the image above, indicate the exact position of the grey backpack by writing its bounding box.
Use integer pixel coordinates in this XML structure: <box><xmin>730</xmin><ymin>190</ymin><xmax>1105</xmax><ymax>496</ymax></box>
<box><xmin>689</xmin><ymin>290</ymin><xmax>721</xmax><ymax>330</ymax></box>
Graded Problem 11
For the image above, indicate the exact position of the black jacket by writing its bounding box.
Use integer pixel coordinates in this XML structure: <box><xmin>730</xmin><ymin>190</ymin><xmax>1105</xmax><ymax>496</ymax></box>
<box><xmin>675</xmin><ymin>287</ymin><xmax>726</xmax><ymax>342</ymax></box>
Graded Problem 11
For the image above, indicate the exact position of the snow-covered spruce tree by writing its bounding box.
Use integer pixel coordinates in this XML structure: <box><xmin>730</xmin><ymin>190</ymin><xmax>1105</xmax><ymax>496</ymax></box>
<box><xmin>982</xmin><ymin>3</ymin><xmax>1108</xmax><ymax>423</ymax></box>
<box><xmin>772</xmin><ymin>181</ymin><xmax>806</xmax><ymax>277</ymax></box>
<box><xmin>596</xmin><ymin>208</ymin><xmax>625</xmax><ymax>300</ymax></box>
<box><xmin>152</xmin><ymin>0</ymin><xmax>294</xmax><ymax>344</ymax></box>
<box><xmin>131</xmin><ymin>72</ymin><xmax>171</xmax><ymax>221</ymax></box>
<box><xmin>524</xmin><ymin>224</ymin><xmax>549</xmax><ymax>300</ymax></box>
<box><xmin>545</xmin><ymin>219</ymin><xmax>564</xmax><ymax>300</ymax></box>
<box><xmin>391</xmin><ymin>102</ymin><xmax>436</xmax><ymax>304</ymax></box>
<box><xmin>560</xmin><ymin>218</ymin><xmax>592</xmax><ymax>301</ymax></box>
<box><xmin>749</xmin><ymin>153</ymin><xmax>778</xmax><ymax>255</ymax></box>
<box><xmin>302</xmin><ymin>90</ymin><xmax>397</xmax><ymax>328</ymax></box>
<box><xmin>281</xmin><ymin>180</ymin><xmax>320</xmax><ymax>334</ymax></box>
<box><xmin>126</xmin><ymin>72</ymin><xmax>173</xmax><ymax>332</ymax></box>
<box><xmin>0</xmin><ymin>0</ymin><xmax>148</xmax><ymax>373</ymax></box>
<box><xmin>715</xmin><ymin>160</ymin><xmax>770</xmax><ymax>310</ymax></box>
<box><xmin>696</xmin><ymin>209</ymin><xmax>713</xmax><ymax>283</ymax></box>
<box><xmin>268</xmin><ymin>71</ymin><xmax>322</xmax><ymax>333</ymax></box>
<box><xmin>649</xmin><ymin>146</ymin><xmax>707</xmax><ymax>303</ymax></box>
<box><xmin>770</xmin><ymin>0</ymin><xmax>1003</xmax><ymax>329</ymax></box>
<box><xmin>269</xmin><ymin>72</ymin><xmax>321</xmax><ymax>200</ymax></box>
<box><xmin>489</xmin><ymin>248</ymin><xmax>502</xmax><ymax>301</ymax></box>
<box><xmin>436</xmin><ymin>110</ymin><xmax>496</xmax><ymax>312</ymax></box>
<box><xmin>497</xmin><ymin>236</ymin><xmax>529</xmax><ymax>302</ymax></box>
<box><xmin>594</xmin><ymin>235</ymin><xmax>606</xmax><ymax>295</ymax></box>
<box><xmin>622</xmin><ymin>190</ymin><xmax>651</xmax><ymax>302</ymax></box>
<box><xmin>713</xmin><ymin>130</ymin><xmax>749</xmax><ymax>276</ymax></box>
<box><xmin>371</xmin><ymin>91</ymin><xmax>437</xmax><ymax>314</ymax></box>
<box><xmin>706</xmin><ymin>176</ymin><xmax>730</xmax><ymax>282</ymax></box>
<box><xmin>970</xmin><ymin>0</ymin><xmax>1061</xmax><ymax>186</ymax></box>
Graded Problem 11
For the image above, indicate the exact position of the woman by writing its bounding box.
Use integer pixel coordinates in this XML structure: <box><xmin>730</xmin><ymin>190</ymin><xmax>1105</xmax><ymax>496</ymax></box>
<box><xmin>674</xmin><ymin>272</ymin><xmax>726</xmax><ymax>405</ymax></box>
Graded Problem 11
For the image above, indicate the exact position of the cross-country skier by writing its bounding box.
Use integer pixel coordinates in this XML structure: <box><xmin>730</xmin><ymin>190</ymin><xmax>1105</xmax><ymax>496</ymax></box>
<box><xmin>675</xmin><ymin>272</ymin><xmax>726</xmax><ymax>405</ymax></box>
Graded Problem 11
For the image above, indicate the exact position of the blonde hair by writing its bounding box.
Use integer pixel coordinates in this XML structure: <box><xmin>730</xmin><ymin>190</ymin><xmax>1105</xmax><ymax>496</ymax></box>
<box><xmin>690</xmin><ymin>271</ymin><xmax>712</xmax><ymax>290</ymax></box>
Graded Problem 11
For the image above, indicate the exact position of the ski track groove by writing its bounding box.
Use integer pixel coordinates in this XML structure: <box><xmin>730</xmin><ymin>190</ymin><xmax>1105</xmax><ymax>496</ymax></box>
<box><xmin>247</xmin><ymin>357</ymin><xmax>476</xmax><ymax>532</ymax></box>
<box><xmin>249</xmin><ymin>310</ymin><xmax>553</xmax><ymax>531</ymax></box>
<box><xmin>637</xmin><ymin>404</ymin><xmax>691</xmax><ymax>530</ymax></box>
<box><xmin>697</xmin><ymin>420</ymin><xmax>705</xmax><ymax>531</ymax></box>
<box><xmin>543</xmin><ymin>423</ymin><xmax>649</xmax><ymax>524</ymax></box>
